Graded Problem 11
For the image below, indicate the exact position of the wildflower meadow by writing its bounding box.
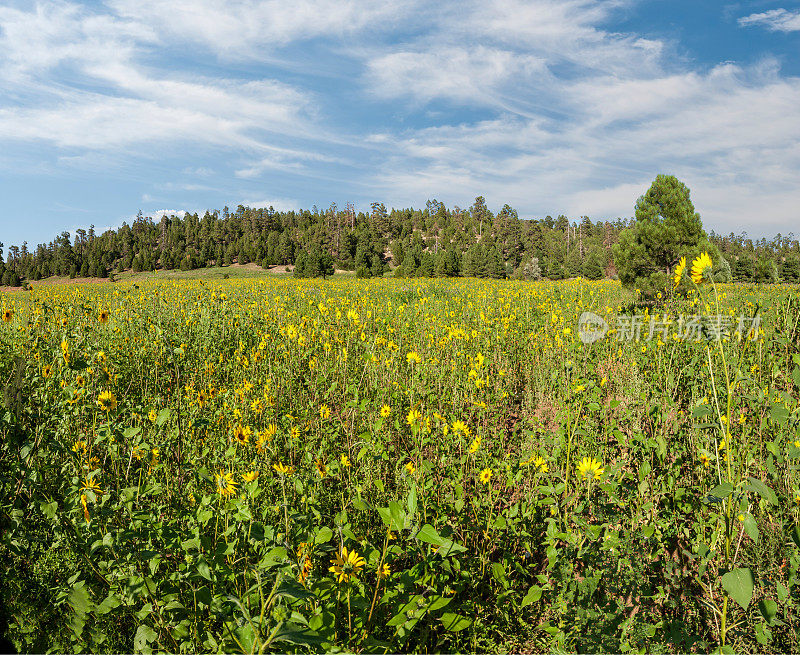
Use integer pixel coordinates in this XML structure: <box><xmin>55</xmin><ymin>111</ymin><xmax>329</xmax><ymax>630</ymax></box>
<box><xmin>2</xmin><ymin>264</ymin><xmax>800</xmax><ymax>652</ymax></box>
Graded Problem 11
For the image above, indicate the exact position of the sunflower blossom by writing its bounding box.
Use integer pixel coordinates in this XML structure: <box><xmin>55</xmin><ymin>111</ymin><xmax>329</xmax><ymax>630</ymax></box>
<box><xmin>329</xmin><ymin>546</ymin><xmax>366</xmax><ymax>583</ymax></box>
<box><xmin>673</xmin><ymin>256</ymin><xmax>687</xmax><ymax>289</ymax></box>
<box><xmin>576</xmin><ymin>456</ymin><xmax>604</xmax><ymax>480</ymax></box>
<box><xmin>97</xmin><ymin>390</ymin><xmax>117</xmax><ymax>411</ymax></box>
<box><xmin>216</xmin><ymin>470</ymin><xmax>238</xmax><ymax>497</ymax></box>
<box><xmin>691</xmin><ymin>252</ymin><xmax>713</xmax><ymax>285</ymax></box>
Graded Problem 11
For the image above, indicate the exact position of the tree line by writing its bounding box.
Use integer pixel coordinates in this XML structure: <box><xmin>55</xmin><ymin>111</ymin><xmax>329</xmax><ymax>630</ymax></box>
<box><xmin>1</xmin><ymin>195</ymin><xmax>798</xmax><ymax>286</ymax></box>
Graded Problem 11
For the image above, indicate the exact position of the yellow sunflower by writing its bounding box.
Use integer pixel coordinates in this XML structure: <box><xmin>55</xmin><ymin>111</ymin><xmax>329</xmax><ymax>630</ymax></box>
<box><xmin>241</xmin><ymin>470</ymin><xmax>259</xmax><ymax>483</ymax></box>
<box><xmin>690</xmin><ymin>252</ymin><xmax>713</xmax><ymax>285</ymax></box>
<box><xmin>97</xmin><ymin>390</ymin><xmax>117</xmax><ymax>411</ymax></box>
<box><xmin>315</xmin><ymin>460</ymin><xmax>327</xmax><ymax>478</ymax></box>
<box><xmin>81</xmin><ymin>476</ymin><xmax>102</xmax><ymax>495</ymax></box>
<box><xmin>273</xmin><ymin>462</ymin><xmax>294</xmax><ymax>476</ymax></box>
<box><xmin>673</xmin><ymin>257</ymin><xmax>686</xmax><ymax>288</ymax></box>
<box><xmin>532</xmin><ymin>456</ymin><xmax>548</xmax><ymax>472</ymax></box>
<box><xmin>406</xmin><ymin>409</ymin><xmax>422</xmax><ymax>426</ymax></box>
<box><xmin>576</xmin><ymin>456</ymin><xmax>604</xmax><ymax>480</ymax></box>
<box><xmin>479</xmin><ymin>468</ymin><xmax>493</xmax><ymax>485</ymax></box>
<box><xmin>233</xmin><ymin>424</ymin><xmax>251</xmax><ymax>446</ymax></box>
<box><xmin>329</xmin><ymin>546</ymin><xmax>366</xmax><ymax>583</ymax></box>
<box><xmin>215</xmin><ymin>470</ymin><xmax>238</xmax><ymax>498</ymax></box>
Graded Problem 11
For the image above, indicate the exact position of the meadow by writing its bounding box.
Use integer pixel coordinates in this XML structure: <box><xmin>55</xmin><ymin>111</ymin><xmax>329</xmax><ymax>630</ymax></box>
<box><xmin>1</xmin><ymin>275</ymin><xmax>799</xmax><ymax>653</ymax></box>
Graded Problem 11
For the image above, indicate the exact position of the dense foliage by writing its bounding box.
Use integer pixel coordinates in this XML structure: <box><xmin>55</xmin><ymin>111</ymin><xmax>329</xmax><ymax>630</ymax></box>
<box><xmin>2</xmin><ymin>194</ymin><xmax>799</xmax><ymax>286</ymax></box>
<box><xmin>613</xmin><ymin>175</ymin><xmax>729</xmax><ymax>298</ymax></box>
<box><xmin>2</xmin><ymin>273</ymin><xmax>800</xmax><ymax>652</ymax></box>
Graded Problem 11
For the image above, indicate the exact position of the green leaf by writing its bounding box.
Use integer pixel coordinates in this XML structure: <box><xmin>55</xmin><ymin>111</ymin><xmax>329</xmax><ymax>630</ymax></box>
<box><xmin>40</xmin><ymin>500</ymin><xmax>57</xmax><ymax>519</ymax></box>
<box><xmin>274</xmin><ymin>579</ymin><xmax>316</xmax><ymax>602</ymax></box>
<box><xmin>721</xmin><ymin>567</ymin><xmax>754</xmax><ymax>610</ymax></box>
<box><xmin>134</xmin><ymin>624</ymin><xmax>157</xmax><ymax>653</ymax></box>
<box><xmin>710</xmin><ymin>482</ymin><xmax>734</xmax><ymax>499</ymax></box>
<box><xmin>389</xmin><ymin>500</ymin><xmax>406</xmax><ymax>531</ymax></box>
<box><xmin>414</xmin><ymin>524</ymin><xmax>467</xmax><ymax>555</ymax></box>
<box><xmin>521</xmin><ymin>585</ymin><xmax>542</xmax><ymax>607</ymax></box>
<box><xmin>439</xmin><ymin>612</ymin><xmax>472</xmax><ymax>632</ymax></box>
<box><xmin>68</xmin><ymin>580</ymin><xmax>92</xmax><ymax>615</ymax></box>
<box><xmin>742</xmin><ymin>514</ymin><xmax>759</xmax><ymax>543</ymax></box>
<box><xmin>407</xmin><ymin>485</ymin><xmax>418</xmax><ymax>517</ymax></box>
<box><xmin>196</xmin><ymin>555</ymin><xmax>212</xmax><ymax>581</ymax></box>
<box><xmin>427</xmin><ymin>595</ymin><xmax>452</xmax><ymax>612</ymax></box>
<box><xmin>746</xmin><ymin>477</ymin><xmax>778</xmax><ymax>505</ymax></box>
<box><xmin>156</xmin><ymin>408</ymin><xmax>171</xmax><ymax>427</ymax></box>
<box><xmin>491</xmin><ymin>562</ymin><xmax>508</xmax><ymax>588</ymax></box>
<box><xmin>759</xmin><ymin>598</ymin><xmax>778</xmax><ymax>625</ymax></box>
<box><xmin>96</xmin><ymin>593</ymin><xmax>121</xmax><ymax>616</ymax></box>
<box><xmin>314</xmin><ymin>526</ymin><xmax>333</xmax><ymax>544</ymax></box>
<box><xmin>771</xmin><ymin>403</ymin><xmax>790</xmax><ymax>424</ymax></box>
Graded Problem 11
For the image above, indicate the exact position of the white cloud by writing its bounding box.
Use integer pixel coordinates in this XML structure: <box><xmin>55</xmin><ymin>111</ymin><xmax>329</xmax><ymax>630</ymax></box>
<box><xmin>738</xmin><ymin>8</ymin><xmax>800</xmax><ymax>32</ymax></box>
<box><xmin>106</xmin><ymin>0</ymin><xmax>423</xmax><ymax>57</ymax></box>
<box><xmin>368</xmin><ymin>47</ymin><xmax>546</xmax><ymax>106</ymax></box>
<box><xmin>148</xmin><ymin>209</ymin><xmax>187</xmax><ymax>220</ymax></box>
<box><xmin>239</xmin><ymin>198</ymin><xmax>299</xmax><ymax>211</ymax></box>
<box><xmin>0</xmin><ymin>2</ymin><xmax>323</xmax><ymax>168</ymax></box>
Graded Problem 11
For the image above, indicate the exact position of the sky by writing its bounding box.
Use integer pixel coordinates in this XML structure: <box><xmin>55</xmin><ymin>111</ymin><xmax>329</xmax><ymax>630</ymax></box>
<box><xmin>0</xmin><ymin>0</ymin><xmax>799</xmax><ymax>247</ymax></box>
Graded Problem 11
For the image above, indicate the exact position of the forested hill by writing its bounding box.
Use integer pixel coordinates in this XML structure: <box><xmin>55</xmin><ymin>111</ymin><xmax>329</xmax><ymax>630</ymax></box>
<box><xmin>1</xmin><ymin>198</ymin><xmax>798</xmax><ymax>285</ymax></box>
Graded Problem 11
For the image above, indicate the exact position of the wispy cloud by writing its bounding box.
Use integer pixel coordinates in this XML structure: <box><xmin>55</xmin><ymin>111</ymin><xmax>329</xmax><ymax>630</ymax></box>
<box><xmin>738</xmin><ymin>8</ymin><xmax>800</xmax><ymax>32</ymax></box>
<box><xmin>0</xmin><ymin>0</ymin><xmax>798</xmax><ymax>242</ymax></box>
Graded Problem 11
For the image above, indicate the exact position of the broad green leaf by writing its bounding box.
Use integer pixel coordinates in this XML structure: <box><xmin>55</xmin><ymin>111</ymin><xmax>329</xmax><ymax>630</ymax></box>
<box><xmin>274</xmin><ymin>579</ymin><xmax>316</xmax><ymax>601</ymax></box>
<box><xmin>389</xmin><ymin>501</ymin><xmax>406</xmax><ymax>531</ymax></box>
<box><xmin>96</xmin><ymin>593</ymin><xmax>121</xmax><ymax>616</ymax></box>
<box><xmin>759</xmin><ymin>598</ymin><xmax>778</xmax><ymax>624</ymax></box>
<box><xmin>134</xmin><ymin>624</ymin><xmax>157</xmax><ymax>653</ymax></box>
<box><xmin>196</xmin><ymin>555</ymin><xmax>212</xmax><ymax>581</ymax></box>
<box><xmin>407</xmin><ymin>485</ymin><xmax>418</xmax><ymax>517</ymax></box>
<box><xmin>439</xmin><ymin>612</ymin><xmax>471</xmax><ymax>632</ymax></box>
<box><xmin>314</xmin><ymin>526</ymin><xmax>333</xmax><ymax>544</ymax></box>
<box><xmin>387</xmin><ymin>595</ymin><xmax>426</xmax><ymax>627</ymax></box>
<box><xmin>747</xmin><ymin>477</ymin><xmax>778</xmax><ymax>505</ymax></box>
<box><xmin>521</xmin><ymin>585</ymin><xmax>542</xmax><ymax>607</ymax></box>
<box><xmin>414</xmin><ymin>524</ymin><xmax>467</xmax><ymax>554</ymax></box>
<box><xmin>721</xmin><ymin>567</ymin><xmax>754</xmax><ymax>610</ymax></box>
<box><xmin>156</xmin><ymin>408</ymin><xmax>171</xmax><ymax>427</ymax></box>
<box><xmin>710</xmin><ymin>482</ymin><xmax>734</xmax><ymax>499</ymax></box>
<box><xmin>68</xmin><ymin>580</ymin><xmax>92</xmax><ymax>615</ymax></box>
<box><xmin>742</xmin><ymin>513</ymin><xmax>759</xmax><ymax>543</ymax></box>
<box><xmin>770</xmin><ymin>403</ymin><xmax>789</xmax><ymax>424</ymax></box>
<box><xmin>491</xmin><ymin>562</ymin><xmax>508</xmax><ymax>588</ymax></box>
<box><xmin>40</xmin><ymin>500</ymin><xmax>57</xmax><ymax>519</ymax></box>
<box><xmin>427</xmin><ymin>595</ymin><xmax>452</xmax><ymax>612</ymax></box>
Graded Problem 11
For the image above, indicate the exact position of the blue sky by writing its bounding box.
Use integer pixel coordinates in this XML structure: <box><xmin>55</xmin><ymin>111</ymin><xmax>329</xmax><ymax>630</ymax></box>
<box><xmin>1</xmin><ymin>0</ymin><xmax>798</xmax><ymax>247</ymax></box>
